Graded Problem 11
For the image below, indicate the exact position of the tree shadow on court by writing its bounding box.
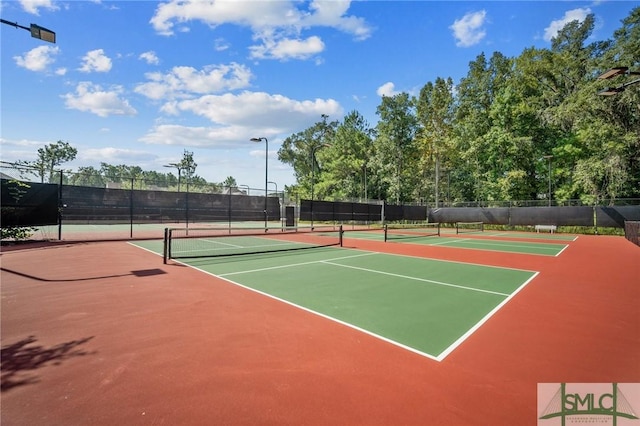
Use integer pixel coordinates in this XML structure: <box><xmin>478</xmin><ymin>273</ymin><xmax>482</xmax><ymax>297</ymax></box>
<box><xmin>1</xmin><ymin>335</ymin><xmax>95</xmax><ymax>392</ymax></box>
<box><xmin>0</xmin><ymin>267</ymin><xmax>166</xmax><ymax>283</ymax></box>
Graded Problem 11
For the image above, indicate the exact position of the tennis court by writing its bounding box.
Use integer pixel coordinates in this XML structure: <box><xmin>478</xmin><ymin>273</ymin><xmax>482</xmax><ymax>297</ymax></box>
<box><xmin>2</xmin><ymin>227</ymin><xmax>638</xmax><ymax>425</ymax></box>
<box><xmin>345</xmin><ymin>224</ymin><xmax>569</xmax><ymax>256</ymax></box>
<box><xmin>135</xmin><ymin>231</ymin><xmax>537</xmax><ymax>360</ymax></box>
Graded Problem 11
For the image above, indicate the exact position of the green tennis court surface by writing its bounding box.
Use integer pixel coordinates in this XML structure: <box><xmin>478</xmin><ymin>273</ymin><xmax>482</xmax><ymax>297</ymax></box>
<box><xmin>134</xmin><ymin>240</ymin><xmax>537</xmax><ymax>360</ymax></box>
<box><xmin>346</xmin><ymin>229</ymin><xmax>569</xmax><ymax>256</ymax></box>
<box><xmin>440</xmin><ymin>228</ymin><xmax>578</xmax><ymax>241</ymax></box>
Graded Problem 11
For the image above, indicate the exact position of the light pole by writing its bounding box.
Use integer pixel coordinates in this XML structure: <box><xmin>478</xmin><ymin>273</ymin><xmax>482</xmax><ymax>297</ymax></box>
<box><xmin>163</xmin><ymin>163</ymin><xmax>183</xmax><ymax>192</ymax></box>
<box><xmin>597</xmin><ymin>67</ymin><xmax>640</xmax><ymax>96</ymax></box>
<box><xmin>250</xmin><ymin>137</ymin><xmax>268</xmax><ymax>228</ymax></box>
<box><xmin>1</xmin><ymin>19</ymin><xmax>56</xmax><ymax>43</ymax></box>
<box><xmin>543</xmin><ymin>155</ymin><xmax>553</xmax><ymax>207</ymax></box>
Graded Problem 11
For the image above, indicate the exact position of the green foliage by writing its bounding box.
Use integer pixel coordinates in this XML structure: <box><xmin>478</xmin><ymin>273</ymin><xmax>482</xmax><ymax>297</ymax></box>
<box><xmin>280</xmin><ymin>7</ymin><xmax>639</xmax><ymax>205</ymax></box>
<box><xmin>1</xmin><ymin>226</ymin><xmax>37</xmax><ymax>241</ymax></box>
<box><xmin>7</xmin><ymin>8</ymin><xmax>639</xmax><ymax>206</ymax></box>
<box><xmin>1</xmin><ymin>179</ymin><xmax>37</xmax><ymax>241</ymax></box>
<box><xmin>32</xmin><ymin>140</ymin><xmax>78</xmax><ymax>183</ymax></box>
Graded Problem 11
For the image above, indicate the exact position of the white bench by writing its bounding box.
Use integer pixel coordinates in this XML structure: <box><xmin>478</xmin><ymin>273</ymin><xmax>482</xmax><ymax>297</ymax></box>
<box><xmin>535</xmin><ymin>224</ymin><xmax>557</xmax><ymax>233</ymax></box>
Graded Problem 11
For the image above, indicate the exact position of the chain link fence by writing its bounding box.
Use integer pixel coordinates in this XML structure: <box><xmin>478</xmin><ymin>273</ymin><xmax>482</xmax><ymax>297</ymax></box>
<box><xmin>2</xmin><ymin>161</ymin><xmax>639</xmax><ymax>241</ymax></box>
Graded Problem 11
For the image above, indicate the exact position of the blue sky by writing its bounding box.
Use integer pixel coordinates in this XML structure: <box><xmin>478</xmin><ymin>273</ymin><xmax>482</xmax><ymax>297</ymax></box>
<box><xmin>0</xmin><ymin>0</ymin><xmax>635</xmax><ymax>190</ymax></box>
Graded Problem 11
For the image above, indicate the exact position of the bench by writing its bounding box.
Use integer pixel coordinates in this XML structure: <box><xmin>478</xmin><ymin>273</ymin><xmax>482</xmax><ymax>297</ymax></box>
<box><xmin>535</xmin><ymin>224</ymin><xmax>557</xmax><ymax>233</ymax></box>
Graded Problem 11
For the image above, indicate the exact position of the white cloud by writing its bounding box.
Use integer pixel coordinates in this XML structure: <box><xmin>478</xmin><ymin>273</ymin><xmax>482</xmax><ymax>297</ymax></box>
<box><xmin>450</xmin><ymin>10</ymin><xmax>487</xmax><ymax>47</ymax></box>
<box><xmin>140</xmin><ymin>91</ymin><xmax>342</xmax><ymax>147</ymax></box>
<box><xmin>543</xmin><ymin>8</ymin><xmax>591</xmax><ymax>42</ymax></box>
<box><xmin>172</xmin><ymin>91</ymin><xmax>342</xmax><ymax>129</ymax></box>
<box><xmin>149</xmin><ymin>0</ymin><xmax>372</xmax><ymax>61</ymax></box>
<box><xmin>19</xmin><ymin>0</ymin><xmax>58</xmax><ymax>15</ymax></box>
<box><xmin>303</xmin><ymin>0</ymin><xmax>372</xmax><ymax>41</ymax></box>
<box><xmin>135</xmin><ymin>63</ymin><xmax>253</xmax><ymax>100</ymax></box>
<box><xmin>0</xmin><ymin>137</ymin><xmax>50</xmax><ymax>164</ymax></box>
<box><xmin>62</xmin><ymin>82</ymin><xmax>137</xmax><ymax>117</ymax></box>
<box><xmin>214</xmin><ymin>38</ymin><xmax>230</xmax><ymax>51</ymax></box>
<box><xmin>139</xmin><ymin>51</ymin><xmax>160</xmax><ymax>65</ymax></box>
<box><xmin>14</xmin><ymin>45</ymin><xmax>59</xmax><ymax>72</ymax></box>
<box><xmin>376</xmin><ymin>82</ymin><xmax>399</xmax><ymax>97</ymax></box>
<box><xmin>81</xmin><ymin>147</ymin><xmax>155</xmax><ymax>163</ymax></box>
<box><xmin>250</xmin><ymin>35</ymin><xmax>325</xmax><ymax>61</ymax></box>
<box><xmin>78</xmin><ymin>49</ymin><xmax>112</xmax><ymax>73</ymax></box>
<box><xmin>139</xmin><ymin>124</ymin><xmax>246</xmax><ymax>148</ymax></box>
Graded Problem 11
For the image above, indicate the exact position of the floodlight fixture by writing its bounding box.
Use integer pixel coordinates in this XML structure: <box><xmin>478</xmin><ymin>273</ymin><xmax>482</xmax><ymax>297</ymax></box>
<box><xmin>1</xmin><ymin>19</ymin><xmax>56</xmax><ymax>43</ymax></box>
<box><xmin>598</xmin><ymin>87</ymin><xmax>624</xmax><ymax>96</ymax></box>
<box><xmin>30</xmin><ymin>23</ymin><xmax>56</xmax><ymax>43</ymax></box>
<box><xmin>598</xmin><ymin>67</ymin><xmax>629</xmax><ymax>80</ymax></box>
<box><xmin>597</xmin><ymin>66</ymin><xmax>640</xmax><ymax>96</ymax></box>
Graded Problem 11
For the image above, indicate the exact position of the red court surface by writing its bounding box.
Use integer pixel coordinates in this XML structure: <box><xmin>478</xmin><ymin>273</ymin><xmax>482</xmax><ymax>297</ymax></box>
<box><xmin>1</xmin><ymin>234</ymin><xmax>638</xmax><ymax>425</ymax></box>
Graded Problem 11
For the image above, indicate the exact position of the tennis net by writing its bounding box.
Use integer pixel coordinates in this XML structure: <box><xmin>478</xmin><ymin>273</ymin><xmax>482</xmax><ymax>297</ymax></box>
<box><xmin>384</xmin><ymin>223</ymin><xmax>440</xmax><ymax>242</ymax></box>
<box><xmin>455</xmin><ymin>221</ymin><xmax>484</xmax><ymax>234</ymax></box>
<box><xmin>163</xmin><ymin>225</ymin><xmax>343</xmax><ymax>263</ymax></box>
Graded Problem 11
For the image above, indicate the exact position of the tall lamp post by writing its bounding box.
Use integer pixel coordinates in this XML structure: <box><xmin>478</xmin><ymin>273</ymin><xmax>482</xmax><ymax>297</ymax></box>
<box><xmin>1</xmin><ymin>19</ymin><xmax>56</xmax><ymax>43</ymax></box>
<box><xmin>597</xmin><ymin>67</ymin><xmax>640</xmax><ymax>96</ymax></box>
<box><xmin>250</xmin><ymin>137</ymin><xmax>268</xmax><ymax>228</ymax></box>
<box><xmin>543</xmin><ymin>155</ymin><xmax>553</xmax><ymax>207</ymax></box>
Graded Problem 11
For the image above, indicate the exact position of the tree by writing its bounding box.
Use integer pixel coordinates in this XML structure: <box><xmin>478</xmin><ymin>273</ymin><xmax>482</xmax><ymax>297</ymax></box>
<box><xmin>179</xmin><ymin>150</ymin><xmax>197</xmax><ymax>181</ymax></box>
<box><xmin>68</xmin><ymin>166</ymin><xmax>105</xmax><ymax>187</ymax></box>
<box><xmin>222</xmin><ymin>176</ymin><xmax>238</xmax><ymax>188</ymax></box>
<box><xmin>374</xmin><ymin>93</ymin><xmax>418</xmax><ymax>204</ymax></box>
<box><xmin>33</xmin><ymin>140</ymin><xmax>78</xmax><ymax>183</ymax></box>
<box><xmin>277</xmin><ymin>115</ymin><xmax>338</xmax><ymax>200</ymax></box>
<box><xmin>454</xmin><ymin>52</ymin><xmax>513</xmax><ymax>202</ymax></box>
<box><xmin>416</xmin><ymin>77</ymin><xmax>456</xmax><ymax>206</ymax></box>
<box><xmin>320</xmin><ymin>111</ymin><xmax>375</xmax><ymax>201</ymax></box>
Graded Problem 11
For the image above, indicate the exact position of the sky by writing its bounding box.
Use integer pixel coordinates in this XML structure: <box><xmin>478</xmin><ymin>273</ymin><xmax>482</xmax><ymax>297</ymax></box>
<box><xmin>0</xmin><ymin>0</ymin><xmax>636</xmax><ymax>190</ymax></box>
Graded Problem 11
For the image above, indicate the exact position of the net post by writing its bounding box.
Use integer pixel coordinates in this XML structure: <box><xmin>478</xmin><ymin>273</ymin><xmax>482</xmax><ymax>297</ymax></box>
<box><xmin>339</xmin><ymin>225</ymin><xmax>344</xmax><ymax>247</ymax></box>
<box><xmin>163</xmin><ymin>228</ymin><xmax>169</xmax><ymax>264</ymax></box>
<box><xmin>384</xmin><ymin>224</ymin><xmax>388</xmax><ymax>242</ymax></box>
<box><xmin>436</xmin><ymin>222</ymin><xmax>441</xmax><ymax>236</ymax></box>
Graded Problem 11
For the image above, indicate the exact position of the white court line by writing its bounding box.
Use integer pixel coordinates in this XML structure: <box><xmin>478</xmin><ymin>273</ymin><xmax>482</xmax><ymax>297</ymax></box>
<box><xmin>200</xmin><ymin>238</ymin><xmax>244</xmax><ymax>248</ymax></box>
<box><xmin>555</xmin><ymin>244</ymin><xmax>571</xmax><ymax>257</ymax></box>
<box><xmin>439</xmin><ymin>239</ymin><xmax>562</xmax><ymax>251</ymax></box>
<box><xmin>436</xmin><ymin>272</ymin><xmax>539</xmax><ymax>361</ymax></box>
<box><xmin>200</xmin><ymin>269</ymin><xmax>444</xmax><ymax>362</ymax></box>
<box><xmin>219</xmin><ymin>251</ymin><xmax>378</xmax><ymax>277</ymax></box>
<box><xmin>130</xmin><ymin>242</ymin><xmax>538</xmax><ymax>362</ymax></box>
<box><xmin>321</xmin><ymin>261</ymin><xmax>511</xmax><ymax>297</ymax></box>
<box><xmin>429</xmin><ymin>238</ymin><xmax>567</xmax><ymax>256</ymax></box>
<box><xmin>176</xmin><ymin>238</ymin><xmax>312</xmax><ymax>255</ymax></box>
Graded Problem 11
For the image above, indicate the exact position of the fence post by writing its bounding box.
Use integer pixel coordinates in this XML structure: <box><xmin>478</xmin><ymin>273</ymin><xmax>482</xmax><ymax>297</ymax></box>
<box><xmin>58</xmin><ymin>170</ymin><xmax>63</xmax><ymax>240</ymax></box>
<box><xmin>227</xmin><ymin>186</ymin><xmax>232</xmax><ymax>231</ymax></box>
<box><xmin>130</xmin><ymin>178</ymin><xmax>134</xmax><ymax>238</ymax></box>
